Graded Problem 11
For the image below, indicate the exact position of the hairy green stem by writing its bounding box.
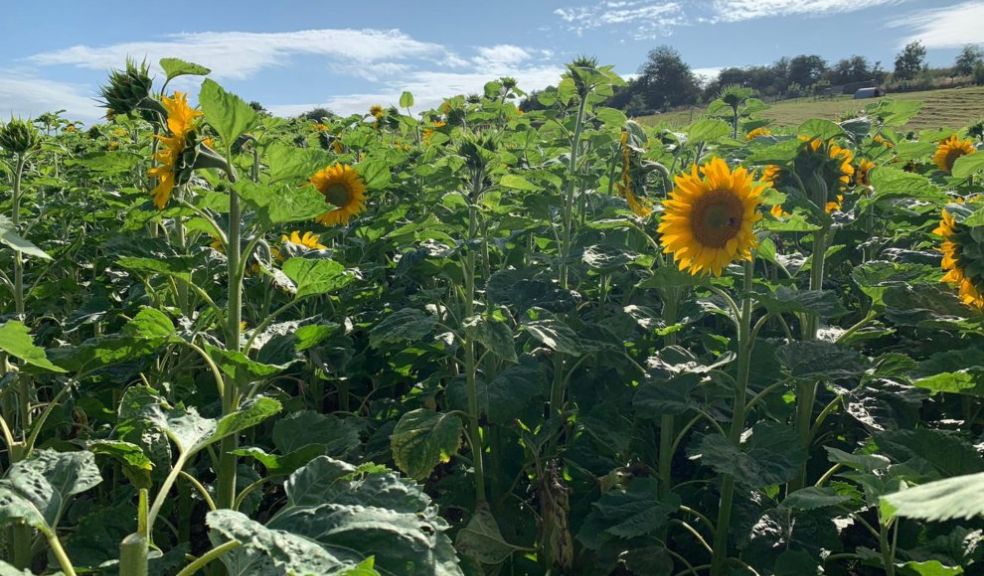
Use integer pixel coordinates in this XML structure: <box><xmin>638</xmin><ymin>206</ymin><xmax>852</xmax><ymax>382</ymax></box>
<box><xmin>176</xmin><ymin>541</ymin><xmax>241</xmax><ymax>576</ymax></box>
<box><xmin>463</xmin><ymin>171</ymin><xmax>487</xmax><ymax>506</ymax></box>
<box><xmin>559</xmin><ymin>95</ymin><xmax>588</xmax><ymax>290</ymax></box>
<box><xmin>710</xmin><ymin>258</ymin><xmax>754</xmax><ymax>576</ymax></box>
<box><xmin>217</xmin><ymin>158</ymin><xmax>241</xmax><ymax>511</ymax></box>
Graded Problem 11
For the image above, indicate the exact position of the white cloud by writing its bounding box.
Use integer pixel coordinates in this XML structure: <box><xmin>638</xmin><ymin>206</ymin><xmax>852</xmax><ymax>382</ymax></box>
<box><xmin>554</xmin><ymin>0</ymin><xmax>905</xmax><ymax>34</ymax></box>
<box><xmin>29</xmin><ymin>29</ymin><xmax>446</xmax><ymax>80</ymax></box>
<box><xmin>268</xmin><ymin>63</ymin><xmax>566</xmax><ymax>117</ymax></box>
<box><xmin>693</xmin><ymin>66</ymin><xmax>723</xmax><ymax>83</ymax></box>
<box><xmin>889</xmin><ymin>0</ymin><xmax>984</xmax><ymax>48</ymax></box>
<box><xmin>21</xmin><ymin>28</ymin><xmax>568</xmax><ymax>121</ymax></box>
<box><xmin>0</xmin><ymin>72</ymin><xmax>102</xmax><ymax>121</ymax></box>
<box><xmin>555</xmin><ymin>1</ymin><xmax>685</xmax><ymax>38</ymax></box>
<box><xmin>710</xmin><ymin>0</ymin><xmax>905</xmax><ymax>22</ymax></box>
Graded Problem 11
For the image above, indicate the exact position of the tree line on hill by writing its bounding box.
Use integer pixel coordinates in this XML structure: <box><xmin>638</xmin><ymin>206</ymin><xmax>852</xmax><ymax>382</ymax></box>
<box><xmin>521</xmin><ymin>42</ymin><xmax>984</xmax><ymax>116</ymax></box>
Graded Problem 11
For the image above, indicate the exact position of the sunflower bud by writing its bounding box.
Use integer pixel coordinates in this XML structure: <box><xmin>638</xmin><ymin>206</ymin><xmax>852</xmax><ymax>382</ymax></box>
<box><xmin>100</xmin><ymin>59</ymin><xmax>154</xmax><ymax>118</ymax></box>
<box><xmin>0</xmin><ymin>118</ymin><xmax>42</xmax><ymax>155</ymax></box>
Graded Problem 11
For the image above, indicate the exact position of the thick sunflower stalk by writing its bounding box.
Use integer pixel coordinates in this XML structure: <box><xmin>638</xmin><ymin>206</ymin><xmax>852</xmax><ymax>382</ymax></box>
<box><xmin>657</xmin><ymin>157</ymin><xmax>765</xmax><ymax>576</ymax></box>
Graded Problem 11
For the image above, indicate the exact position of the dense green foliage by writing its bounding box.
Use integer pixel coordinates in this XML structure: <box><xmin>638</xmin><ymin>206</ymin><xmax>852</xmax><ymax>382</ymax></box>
<box><xmin>0</xmin><ymin>56</ymin><xmax>982</xmax><ymax>576</ymax></box>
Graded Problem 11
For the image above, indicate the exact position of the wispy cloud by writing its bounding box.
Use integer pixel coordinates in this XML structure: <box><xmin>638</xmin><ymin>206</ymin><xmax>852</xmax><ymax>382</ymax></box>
<box><xmin>710</xmin><ymin>0</ymin><xmax>905</xmax><ymax>22</ymax></box>
<box><xmin>554</xmin><ymin>1</ymin><xmax>685</xmax><ymax>38</ymax></box>
<box><xmin>29</xmin><ymin>29</ymin><xmax>446</xmax><ymax>80</ymax></box>
<box><xmin>889</xmin><ymin>0</ymin><xmax>984</xmax><ymax>48</ymax></box>
<box><xmin>554</xmin><ymin>0</ymin><xmax>906</xmax><ymax>36</ymax></box>
<box><xmin>20</xmin><ymin>29</ymin><xmax>568</xmax><ymax>120</ymax></box>
<box><xmin>0</xmin><ymin>72</ymin><xmax>102</xmax><ymax>121</ymax></box>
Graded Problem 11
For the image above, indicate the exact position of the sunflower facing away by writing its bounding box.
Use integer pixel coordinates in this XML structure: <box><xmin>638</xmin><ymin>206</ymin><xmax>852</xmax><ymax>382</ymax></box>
<box><xmin>658</xmin><ymin>157</ymin><xmax>764</xmax><ymax>277</ymax></box>
<box><xmin>310</xmin><ymin>164</ymin><xmax>367</xmax><ymax>226</ymax></box>
<box><xmin>935</xmin><ymin>206</ymin><xmax>984</xmax><ymax>310</ymax></box>
<box><xmin>746</xmin><ymin>127</ymin><xmax>771</xmax><ymax>140</ymax></box>
<box><xmin>855</xmin><ymin>158</ymin><xmax>876</xmax><ymax>187</ymax></box>
<box><xmin>933</xmin><ymin>135</ymin><xmax>976</xmax><ymax>173</ymax></box>
<box><xmin>282</xmin><ymin>231</ymin><xmax>327</xmax><ymax>251</ymax></box>
<box><xmin>148</xmin><ymin>92</ymin><xmax>201</xmax><ymax>209</ymax></box>
<box><xmin>804</xmin><ymin>137</ymin><xmax>855</xmax><ymax>189</ymax></box>
<box><xmin>616</xmin><ymin>131</ymin><xmax>653</xmax><ymax>218</ymax></box>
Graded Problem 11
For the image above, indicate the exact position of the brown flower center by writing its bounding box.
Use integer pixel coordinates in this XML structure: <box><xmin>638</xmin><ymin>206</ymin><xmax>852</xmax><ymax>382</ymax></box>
<box><xmin>691</xmin><ymin>190</ymin><xmax>744</xmax><ymax>248</ymax></box>
<box><xmin>324</xmin><ymin>183</ymin><xmax>351</xmax><ymax>207</ymax></box>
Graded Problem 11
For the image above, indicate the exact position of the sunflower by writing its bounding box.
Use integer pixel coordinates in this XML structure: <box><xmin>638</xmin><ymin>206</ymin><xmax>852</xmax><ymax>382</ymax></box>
<box><xmin>310</xmin><ymin>164</ymin><xmax>367</xmax><ymax>226</ymax></box>
<box><xmin>616</xmin><ymin>131</ymin><xmax>652</xmax><ymax>218</ymax></box>
<box><xmin>761</xmin><ymin>164</ymin><xmax>781</xmax><ymax>186</ymax></box>
<box><xmin>369</xmin><ymin>105</ymin><xmax>385</xmax><ymax>120</ymax></box>
<box><xmin>746</xmin><ymin>127</ymin><xmax>771</xmax><ymax>140</ymax></box>
<box><xmin>804</xmin><ymin>137</ymin><xmax>855</xmax><ymax>189</ymax></box>
<box><xmin>825</xmin><ymin>194</ymin><xmax>845</xmax><ymax>214</ymax></box>
<box><xmin>770</xmin><ymin>204</ymin><xmax>790</xmax><ymax>219</ymax></box>
<box><xmin>935</xmin><ymin>206</ymin><xmax>984</xmax><ymax>310</ymax></box>
<box><xmin>658</xmin><ymin>157</ymin><xmax>764</xmax><ymax>277</ymax></box>
<box><xmin>872</xmin><ymin>134</ymin><xmax>894</xmax><ymax>148</ymax></box>
<box><xmin>855</xmin><ymin>158</ymin><xmax>875</xmax><ymax>187</ymax></box>
<box><xmin>933</xmin><ymin>135</ymin><xmax>976</xmax><ymax>173</ymax></box>
<box><xmin>422</xmin><ymin>120</ymin><xmax>447</xmax><ymax>143</ymax></box>
<box><xmin>282</xmin><ymin>231</ymin><xmax>327</xmax><ymax>251</ymax></box>
<box><xmin>147</xmin><ymin>92</ymin><xmax>201</xmax><ymax>209</ymax></box>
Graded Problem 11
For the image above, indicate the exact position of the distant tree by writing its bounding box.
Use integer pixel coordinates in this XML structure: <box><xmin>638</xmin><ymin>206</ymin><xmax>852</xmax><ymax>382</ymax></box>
<box><xmin>829</xmin><ymin>55</ymin><xmax>871</xmax><ymax>85</ymax></box>
<box><xmin>894</xmin><ymin>41</ymin><xmax>927</xmax><ymax>80</ymax></box>
<box><xmin>789</xmin><ymin>55</ymin><xmax>827</xmax><ymax>88</ymax></box>
<box><xmin>637</xmin><ymin>46</ymin><xmax>700</xmax><ymax>110</ymax></box>
<box><xmin>248</xmin><ymin>100</ymin><xmax>270</xmax><ymax>116</ymax></box>
<box><xmin>872</xmin><ymin>60</ymin><xmax>888</xmax><ymax>83</ymax></box>
<box><xmin>955</xmin><ymin>45</ymin><xmax>984</xmax><ymax>76</ymax></box>
<box><xmin>298</xmin><ymin>107</ymin><xmax>334</xmax><ymax>122</ymax></box>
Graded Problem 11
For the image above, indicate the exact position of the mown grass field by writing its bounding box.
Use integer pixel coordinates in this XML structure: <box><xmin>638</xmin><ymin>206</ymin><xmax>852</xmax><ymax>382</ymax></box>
<box><xmin>638</xmin><ymin>85</ymin><xmax>984</xmax><ymax>131</ymax></box>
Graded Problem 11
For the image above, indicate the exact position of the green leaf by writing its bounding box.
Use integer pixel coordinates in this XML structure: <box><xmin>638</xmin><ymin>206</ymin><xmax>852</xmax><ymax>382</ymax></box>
<box><xmin>159</xmin><ymin>57</ymin><xmax>210</xmax><ymax>80</ymax></box>
<box><xmin>951</xmin><ymin>152</ymin><xmax>984</xmax><ymax>179</ymax></box>
<box><xmin>870</xmin><ymin>167</ymin><xmax>944</xmax><ymax>202</ymax></box>
<box><xmin>399</xmin><ymin>91</ymin><xmax>414</xmax><ymax>109</ymax></box>
<box><xmin>231</xmin><ymin>445</ymin><xmax>326</xmax><ymax>477</ymax></box>
<box><xmin>523</xmin><ymin>318</ymin><xmax>582</xmax><ymax>356</ymax></box>
<box><xmin>577</xmin><ymin>478</ymin><xmax>680</xmax><ymax>550</ymax></box>
<box><xmin>206</xmin><ymin>345</ymin><xmax>285</xmax><ymax>382</ymax></box>
<box><xmin>123</xmin><ymin>307</ymin><xmax>177</xmax><ymax>342</ymax></box>
<box><xmin>876</xmin><ymin>429</ymin><xmax>984</xmax><ymax>477</ymax></box>
<box><xmin>265</xmin><ymin>142</ymin><xmax>328</xmax><ymax>184</ymax></box>
<box><xmin>117</xmin><ymin>255</ymin><xmax>193</xmax><ymax>282</ymax></box>
<box><xmin>798</xmin><ymin>119</ymin><xmax>844</xmax><ymax>141</ymax></box>
<box><xmin>0</xmin><ymin>216</ymin><xmax>50</xmax><ymax>260</ymax></box>
<box><xmin>595</xmin><ymin>107</ymin><xmax>627</xmax><ymax>128</ymax></box>
<box><xmin>825</xmin><ymin>447</ymin><xmax>891</xmax><ymax>472</ymax></box>
<box><xmin>272</xmin><ymin>457</ymin><xmax>463</xmax><ymax>576</ymax></box>
<box><xmin>356</xmin><ymin>159</ymin><xmax>391</xmax><ymax>189</ymax></box>
<box><xmin>199</xmin><ymin>78</ymin><xmax>259</xmax><ymax>146</ymax></box>
<box><xmin>756</xmin><ymin>287</ymin><xmax>848</xmax><ymax>318</ymax></box>
<box><xmin>880</xmin><ymin>471</ymin><xmax>984</xmax><ymax>522</ymax></box>
<box><xmin>2</xmin><ymin>449</ymin><xmax>102</xmax><ymax>529</ymax></box>
<box><xmin>782</xmin><ymin>487</ymin><xmax>852</xmax><ymax>511</ymax></box>
<box><xmin>369</xmin><ymin>308</ymin><xmax>436</xmax><ymax>348</ymax></box>
<box><xmin>914</xmin><ymin>371</ymin><xmax>983</xmax><ymax>396</ymax></box>
<box><xmin>281</xmin><ymin>257</ymin><xmax>352</xmax><ymax>299</ymax></box>
<box><xmin>235</xmin><ymin>180</ymin><xmax>330</xmax><ymax>226</ymax></box>
<box><xmin>901</xmin><ymin>560</ymin><xmax>964</xmax><ymax>576</ymax></box>
<box><xmin>0</xmin><ymin>321</ymin><xmax>65</xmax><ymax>373</ymax></box>
<box><xmin>776</xmin><ymin>341</ymin><xmax>865</xmax><ymax>380</ymax></box>
<box><xmin>0</xmin><ymin>560</ymin><xmax>34</xmax><ymax>575</ymax></box>
<box><xmin>273</xmin><ymin>411</ymin><xmax>362</xmax><ymax>459</ymax></box>
<box><xmin>207</xmin><ymin>509</ymin><xmax>368</xmax><ymax>575</ymax></box>
<box><xmin>455</xmin><ymin>506</ymin><xmax>523</xmax><ymax>565</ymax></box>
<box><xmin>696</xmin><ymin>422</ymin><xmax>807</xmax><ymax>488</ymax></box>
<box><xmin>89</xmin><ymin>440</ymin><xmax>153</xmax><ymax>490</ymax></box>
<box><xmin>500</xmin><ymin>174</ymin><xmax>538</xmax><ymax>191</ymax></box>
<box><xmin>687</xmin><ymin>119</ymin><xmax>731</xmax><ymax>143</ymax></box>
<box><xmin>633</xmin><ymin>373</ymin><xmax>699</xmax><ymax>418</ymax></box>
<box><xmin>465</xmin><ymin>316</ymin><xmax>517</xmax><ymax>364</ymax></box>
<box><xmin>390</xmin><ymin>409</ymin><xmax>462</xmax><ymax>480</ymax></box>
<box><xmin>211</xmin><ymin>397</ymin><xmax>283</xmax><ymax>448</ymax></box>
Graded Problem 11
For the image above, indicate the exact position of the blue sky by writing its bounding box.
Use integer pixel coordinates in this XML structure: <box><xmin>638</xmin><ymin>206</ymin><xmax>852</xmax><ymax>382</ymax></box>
<box><xmin>1</xmin><ymin>0</ymin><xmax>982</xmax><ymax>121</ymax></box>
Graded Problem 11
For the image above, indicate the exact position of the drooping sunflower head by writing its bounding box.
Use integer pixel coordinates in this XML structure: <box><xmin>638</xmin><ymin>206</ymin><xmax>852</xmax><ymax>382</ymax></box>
<box><xmin>147</xmin><ymin>92</ymin><xmax>202</xmax><ymax>209</ymax></box>
<box><xmin>746</xmin><ymin>126</ymin><xmax>772</xmax><ymax>140</ymax></box>
<box><xmin>761</xmin><ymin>164</ymin><xmax>782</xmax><ymax>186</ymax></box>
<box><xmin>855</xmin><ymin>158</ymin><xmax>876</xmax><ymax>187</ymax></box>
<box><xmin>0</xmin><ymin>118</ymin><xmax>42</xmax><ymax>155</ymax></box>
<box><xmin>658</xmin><ymin>157</ymin><xmax>764</xmax><ymax>277</ymax></box>
<box><xmin>935</xmin><ymin>204</ymin><xmax>984</xmax><ymax>310</ymax></box>
<box><xmin>282</xmin><ymin>231</ymin><xmax>327</xmax><ymax>251</ymax></box>
<box><xmin>369</xmin><ymin>105</ymin><xmax>385</xmax><ymax>118</ymax></box>
<box><xmin>933</xmin><ymin>135</ymin><xmax>976</xmax><ymax>173</ymax></box>
<box><xmin>616</xmin><ymin>130</ymin><xmax>653</xmax><ymax>218</ymax></box>
<box><xmin>803</xmin><ymin>137</ymin><xmax>855</xmax><ymax>188</ymax></box>
<box><xmin>310</xmin><ymin>164</ymin><xmax>367</xmax><ymax>226</ymax></box>
<box><xmin>872</xmin><ymin>134</ymin><xmax>894</xmax><ymax>148</ymax></box>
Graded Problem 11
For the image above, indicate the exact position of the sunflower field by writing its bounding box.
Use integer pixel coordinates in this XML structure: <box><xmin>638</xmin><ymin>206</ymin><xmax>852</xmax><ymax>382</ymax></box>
<box><xmin>0</xmin><ymin>56</ymin><xmax>982</xmax><ymax>576</ymax></box>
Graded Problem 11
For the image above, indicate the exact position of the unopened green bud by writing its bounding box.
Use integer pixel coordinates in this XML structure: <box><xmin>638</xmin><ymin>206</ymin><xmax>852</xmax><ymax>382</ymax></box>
<box><xmin>0</xmin><ymin>118</ymin><xmax>42</xmax><ymax>154</ymax></box>
<box><xmin>100</xmin><ymin>59</ymin><xmax>153</xmax><ymax>117</ymax></box>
